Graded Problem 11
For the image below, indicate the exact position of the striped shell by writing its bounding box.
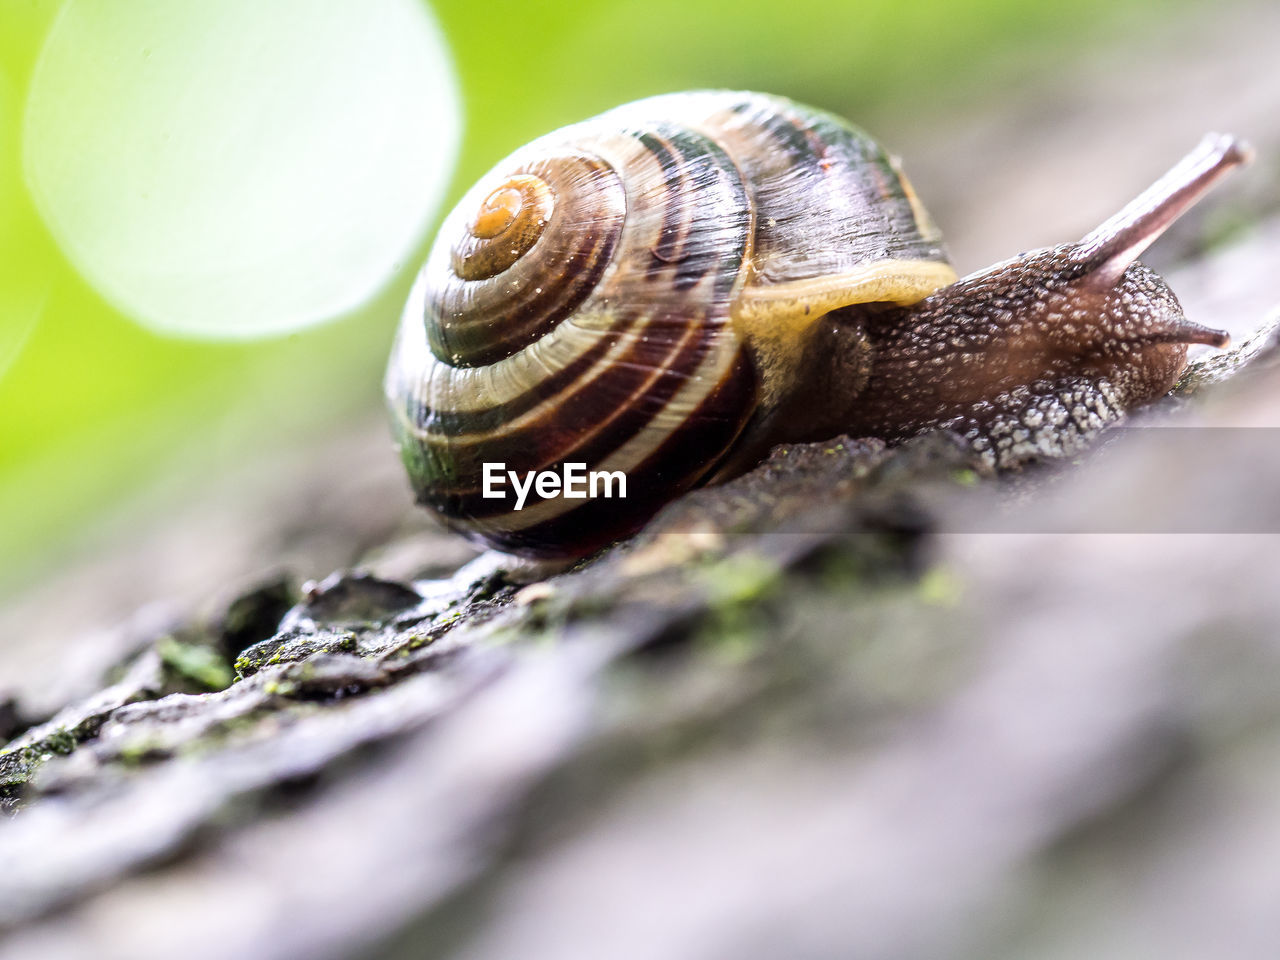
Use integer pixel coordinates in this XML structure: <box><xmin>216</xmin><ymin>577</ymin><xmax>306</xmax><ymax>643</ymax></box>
<box><xmin>386</xmin><ymin>91</ymin><xmax>956</xmax><ymax>557</ymax></box>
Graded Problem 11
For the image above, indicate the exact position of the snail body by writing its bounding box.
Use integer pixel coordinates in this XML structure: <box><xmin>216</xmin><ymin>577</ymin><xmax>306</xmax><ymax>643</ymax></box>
<box><xmin>387</xmin><ymin>91</ymin><xmax>1246</xmax><ymax>557</ymax></box>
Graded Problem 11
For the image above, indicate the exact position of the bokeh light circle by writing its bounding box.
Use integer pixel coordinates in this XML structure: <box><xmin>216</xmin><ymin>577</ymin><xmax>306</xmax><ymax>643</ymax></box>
<box><xmin>0</xmin><ymin>71</ymin><xmax>46</xmax><ymax>379</ymax></box>
<box><xmin>23</xmin><ymin>0</ymin><xmax>460</xmax><ymax>339</ymax></box>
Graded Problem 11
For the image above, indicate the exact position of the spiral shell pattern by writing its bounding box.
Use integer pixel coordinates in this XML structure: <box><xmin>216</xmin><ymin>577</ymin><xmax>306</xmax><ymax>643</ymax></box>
<box><xmin>387</xmin><ymin>91</ymin><xmax>952</xmax><ymax>556</ymax></box>
<box><xmin>432</xmin><ymin>157</ymin><xmax>626</xmax><ymax>366</ymax></box>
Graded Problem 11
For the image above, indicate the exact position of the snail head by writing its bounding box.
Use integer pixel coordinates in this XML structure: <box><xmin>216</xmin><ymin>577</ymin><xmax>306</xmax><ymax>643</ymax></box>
<box><xmin>894</xmin><ymin>134</ymin><xmax>1249</xmax><ymax>415</ymax></box>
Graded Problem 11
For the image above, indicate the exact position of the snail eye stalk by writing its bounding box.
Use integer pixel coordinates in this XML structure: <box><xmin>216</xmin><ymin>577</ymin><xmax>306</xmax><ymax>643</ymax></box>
<box><xmin>1073</xmin><ymin>133</ymin><xmax>1252</xmax><ymax>287</ymax></box>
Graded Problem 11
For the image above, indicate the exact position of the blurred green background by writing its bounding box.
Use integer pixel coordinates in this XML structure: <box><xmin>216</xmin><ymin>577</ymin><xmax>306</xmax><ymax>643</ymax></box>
<box><xmin>0</xmin><ymin>0</ymin><xmax>1205</xmax><ymax>595</ymax></box>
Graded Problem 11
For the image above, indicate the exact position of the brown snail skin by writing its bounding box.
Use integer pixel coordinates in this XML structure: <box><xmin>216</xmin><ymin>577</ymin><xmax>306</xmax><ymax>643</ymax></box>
<box><xmin>386</xmin><ymin>91</ymin><xmax>1248</xmax><ymax>558</ymax></box>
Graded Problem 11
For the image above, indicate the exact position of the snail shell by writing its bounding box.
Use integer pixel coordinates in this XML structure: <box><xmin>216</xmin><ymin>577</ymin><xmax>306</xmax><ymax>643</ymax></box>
<box><xmin>386</xmin><ymin>91</ymin><xmax>959</xmax><ymax>556</ymax></box>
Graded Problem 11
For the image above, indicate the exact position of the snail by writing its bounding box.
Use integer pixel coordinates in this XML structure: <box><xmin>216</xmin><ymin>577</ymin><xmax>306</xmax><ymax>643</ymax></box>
<box><xmin>386</xmin><ymin>90</ymin><xmax>1249</xmax><ymax>557</ymax></box>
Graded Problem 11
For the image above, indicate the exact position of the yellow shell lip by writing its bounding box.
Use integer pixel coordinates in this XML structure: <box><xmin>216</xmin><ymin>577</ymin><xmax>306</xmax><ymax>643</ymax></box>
<box><xmin>734</xmin><ymin>258</ymin><xmax>959</xmax><ymax>333</ymax></box>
